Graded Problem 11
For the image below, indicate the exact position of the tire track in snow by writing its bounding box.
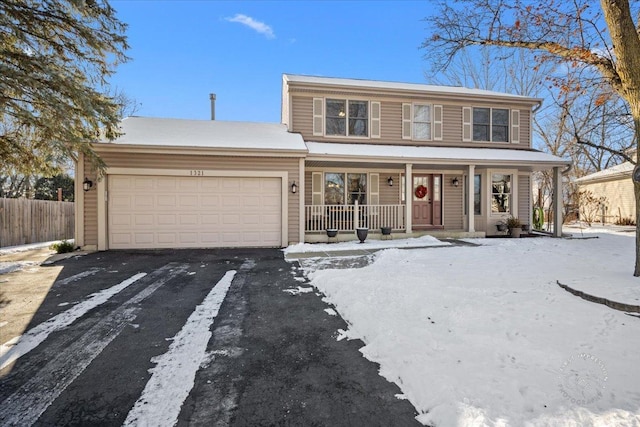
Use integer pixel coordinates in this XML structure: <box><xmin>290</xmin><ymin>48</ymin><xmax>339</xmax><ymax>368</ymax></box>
<box><xmin>122</xmin><ymin>269</ymin><xmax>237</xmax><ymax>427</ymax></box>
<box><xmin>0</xmin><ymin>271</ymin><xmax>145</xmax><ymax>370</ymax></box>
<box><xmin>0</xmin><ymin>263</ymin><xmax>188</xmax><ymax>427</ymax></box>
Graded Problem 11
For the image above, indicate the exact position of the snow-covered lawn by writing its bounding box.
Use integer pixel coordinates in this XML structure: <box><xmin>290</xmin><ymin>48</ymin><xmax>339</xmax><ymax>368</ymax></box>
<box><xmin>303</xmin><ymin>230</ymin><xmax>640</xmax><ymax>426</ymax></box>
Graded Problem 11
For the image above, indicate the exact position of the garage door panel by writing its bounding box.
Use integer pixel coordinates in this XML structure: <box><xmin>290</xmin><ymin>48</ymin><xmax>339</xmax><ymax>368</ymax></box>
<box><xmin>109</xmin><ymin>175</ymin><xmax>282</xmax><ymax>249</ymax></box>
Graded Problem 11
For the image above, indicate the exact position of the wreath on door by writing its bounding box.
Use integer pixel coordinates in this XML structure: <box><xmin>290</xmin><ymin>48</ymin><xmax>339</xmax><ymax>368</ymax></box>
<box><xmin>414</xmin><ymin>185</ymin><xmax>428</xmax><ymax>199</ymax></box>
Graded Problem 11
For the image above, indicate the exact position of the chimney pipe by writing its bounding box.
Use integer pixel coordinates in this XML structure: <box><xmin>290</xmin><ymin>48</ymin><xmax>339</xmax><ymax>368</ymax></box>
<box><xmin>209</xmin><ymin>93</ymin><xmax>216</xmax><ymax>120</ymax></box>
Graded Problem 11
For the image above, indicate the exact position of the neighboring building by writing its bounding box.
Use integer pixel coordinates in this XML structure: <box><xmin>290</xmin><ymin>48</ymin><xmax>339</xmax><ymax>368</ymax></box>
<box><xmin>574</xmin><ymin>162</ymin><xmax>635</xmax><ymax>224</ymax></box>
<box><xmin>75</xmin><ymin>74</ymin><xmax>569</xmax><ymax>250</ymax></box>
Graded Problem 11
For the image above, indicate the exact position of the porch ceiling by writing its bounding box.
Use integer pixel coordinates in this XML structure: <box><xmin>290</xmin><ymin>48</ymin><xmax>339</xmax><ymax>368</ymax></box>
<box><xmin>305</xmin><ymin>141</ymin><xmax>570</xmax><ymax>171</ymax></box>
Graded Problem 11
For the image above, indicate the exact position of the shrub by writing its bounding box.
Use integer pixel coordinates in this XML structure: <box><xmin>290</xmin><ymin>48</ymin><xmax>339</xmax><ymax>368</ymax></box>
<box><xmin>505</xmin><ymin>216</ymin><xmax>522</xmax><ymax>229</ymax></box>
<box><xmin>615</xmin><ymin>217</ymin><xmax>636</xmax><ymax>226</ymax></box>
<box><xmin>50</xmin><ymin>240</ymin><xmax>75</xmax><ymax>254</ymax></box>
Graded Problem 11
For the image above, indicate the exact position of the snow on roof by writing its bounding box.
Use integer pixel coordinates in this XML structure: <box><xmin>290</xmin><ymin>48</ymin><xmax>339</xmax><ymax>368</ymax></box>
<box><xmin>283</xmin><ymin>74</ymin><xmax>542</xmax><ymax>103</ymax></box>
<box><xmin>574</xmin><ymin>161</ymin><xmax>634</xmax><ymax>183</ymax></box>
<box><xmin>305</xmin><ymin>141</ymin><xmax>569</xmax><ymax>166</ymax></box>
<box><xmin>99</xmin><ymin>116</ymin><xmax>307</xmax><ymax>152</ymax></box>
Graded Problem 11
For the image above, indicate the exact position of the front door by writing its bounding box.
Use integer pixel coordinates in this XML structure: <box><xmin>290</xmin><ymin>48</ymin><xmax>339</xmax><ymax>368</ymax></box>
<box><xmin>412</xmin><ymin>174</ymin><xmax>442</xmax><ymax>227</ymax></box>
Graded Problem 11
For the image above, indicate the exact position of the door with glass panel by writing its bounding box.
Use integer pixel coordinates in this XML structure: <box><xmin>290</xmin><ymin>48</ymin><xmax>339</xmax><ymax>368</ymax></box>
<box><xmin>412</xmin><ymin>174</ymin><xmax>442</xmax><ymax>226</ymax></box>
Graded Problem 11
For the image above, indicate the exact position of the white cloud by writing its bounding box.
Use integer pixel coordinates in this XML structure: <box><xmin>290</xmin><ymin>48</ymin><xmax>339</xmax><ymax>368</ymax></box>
<box><xmin>225</xmin><ymin>14</ymin><xmax>275</xmax><ymax>39</ymax></box>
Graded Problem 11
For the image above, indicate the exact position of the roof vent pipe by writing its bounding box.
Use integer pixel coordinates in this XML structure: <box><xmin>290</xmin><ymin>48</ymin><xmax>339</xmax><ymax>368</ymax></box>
<box><xmin>209</xmin><ymin>93</ymin><xmax>216</xmax><ymax>120</ymax></box>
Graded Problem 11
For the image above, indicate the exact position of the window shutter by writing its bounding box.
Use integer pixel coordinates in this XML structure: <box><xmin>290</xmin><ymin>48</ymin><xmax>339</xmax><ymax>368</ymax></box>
<box><xmin>369</xmin><ymin>173</ymin><xmax>379</xmax><ymax>205</ymax></box>
<box><xmin>312</xmin><ymin>172</ymin><xmax>323</xmax><ymax>205</ymax></box>
<box><xmin>371</xmin><ymin>101</ymin><xmax>381</xmax><ymax>138</ymax></box>
<box><xmin>312</xmin><ymin>98</ymin><xmax>323</xmax><ymax>136</ymax></box>
<box><xmin>433</xmin><ymin>104</ymin><xmax>443</xmax><ymax>141</ymax></box>
<box><xmin>511</xmin><ymin>110</ymin><xmax>520</xmax><ymax>144</ymax></box>
<box><xmin>462</xmin><ymin>107</ymin><xmax>472</xmax><ymax>142</ymax></box>
<box><xmin>402</xmin><ymin>103</ymin><xmax>412</xmax><ymax>139</ymax></box>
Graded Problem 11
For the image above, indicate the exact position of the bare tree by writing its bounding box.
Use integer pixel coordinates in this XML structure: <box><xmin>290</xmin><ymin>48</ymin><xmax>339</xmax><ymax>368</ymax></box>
<box><xmin>424</xmin><ymin>0</ymin><xmax>640</xmax><ymax>276</ymax></box>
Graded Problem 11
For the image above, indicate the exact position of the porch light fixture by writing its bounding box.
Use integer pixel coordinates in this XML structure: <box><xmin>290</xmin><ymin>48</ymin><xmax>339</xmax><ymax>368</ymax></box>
<box><xmin>291</xmin><ymin>181</ymin><xmax>298</xmax><ymax>194</ymax></box>
<box><xmin>452</xmin><ymin>177</ymin><xmax>460</xmax><ymax>187</ymax></box>
<box><xmin>82</xmin><ymin>177</ymin><xmax>93</xmax><ymax>192</ymax></box>
<box><xmin>387</xmin><ymin>176</ymin><xmax>393</xmax><ymax>186</ymax></box>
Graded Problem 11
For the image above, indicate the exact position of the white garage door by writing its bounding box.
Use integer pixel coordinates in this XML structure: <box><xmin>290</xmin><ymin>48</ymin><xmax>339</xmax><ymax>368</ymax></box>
<box><xmin>108</xmin><ymin>175</ymin><xmax>282</xmax><ymax>249</ymax></box>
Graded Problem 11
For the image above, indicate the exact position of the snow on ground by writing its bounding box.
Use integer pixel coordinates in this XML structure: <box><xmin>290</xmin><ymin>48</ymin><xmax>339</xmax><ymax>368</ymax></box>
<box><xmin>303</xmin><ymin>231</ymin><xmax>640</xmax><ymax>426</ymax></box>
<box><xmin>284</xmin><ymin>235</ymin><xmax>449</xmax><ymax>254</ymax></box>
<box><xmin>0</xmin><ymin>240</ymin><xmax>68</xmax><ymax>255</ymax></box>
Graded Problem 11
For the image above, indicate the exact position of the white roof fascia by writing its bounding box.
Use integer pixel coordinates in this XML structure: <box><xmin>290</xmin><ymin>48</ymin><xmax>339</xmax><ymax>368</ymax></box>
<box><xmin>305</xmin><ymin>141</ymin><xmax>569</xmax><ymax>168</ymax></box>
<box><xmin>283</xmin><ymin>73</ymin><xmax>542</xmax><ymax>105</ymax></box>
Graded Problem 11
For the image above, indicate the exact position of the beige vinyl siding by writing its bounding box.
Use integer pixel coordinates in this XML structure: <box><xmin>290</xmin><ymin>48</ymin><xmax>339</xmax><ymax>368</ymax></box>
<box><xmin>83</xmin><ymin>157</ymin><xmax>98</xmax><ymax>247</ymax></box>
<box><xmin>379</xmin><ymin>173</ymin><xmax>401</xmax><ymax>205</ymax></box>
<box><xmin>443</xmin><ymin>174</ymin><xmax>464</xmax><ymax>230</ymax></box>
<box><xmin>518</xmin><ymin>174</ymin><xmax>531</xmax><ymax>226</ymax></box>
<box><xmin>84</xmin><ymin>151</ymin><xmax>300</xmax><ymax>246</ymax></box>
<box><xmin>578</xmin><ymin>177</ymin><xmax>635</xmax><ymax>223</ymax></box>
<box><xmin>289</xmin><ymin>95</ymin><xmax>533</xmax><ymax>149</ymax></box>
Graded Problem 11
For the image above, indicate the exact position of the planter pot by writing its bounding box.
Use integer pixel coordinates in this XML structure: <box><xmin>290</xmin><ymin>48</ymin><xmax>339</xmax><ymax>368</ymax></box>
<box><xmin>381</xmin><ymin>227</ymin><xmax>392</xmax><ymax>236</ymax></box>
<box><xmin>356</xmin><ymin>227</ymin><xmax>368</xmax><ymax>243</ymax></box>
<box><xmin>510</xmin><ymin>227</ymin><xmax>522</xmax><ymax>238</ymax></box>
<box><xmin>521</xmin><ymin>224</ymin><xmax>530</xmax><ymax>233</ymax></box>
<box><xmin>326</xmin><ymin>229</ymin><xmax>338</xmax><ymax>238</ymax></box>
<box><xmin>496</xmin><ymin>223</ymin><xmax>508</xmax><ymax>232</ymax></box>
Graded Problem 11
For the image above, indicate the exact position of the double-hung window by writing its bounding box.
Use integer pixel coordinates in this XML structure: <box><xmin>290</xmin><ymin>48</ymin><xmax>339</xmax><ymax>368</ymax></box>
<box><xmin>413</xmin><ymin>104</ymin><xmax>432</xmax><ymax>140</ymax></box>
<box><xmin>491</xmin><ymin>173</ymin><xmax>511</xmax><ymax>213</ymax></box>
<box><xmin>473</xmin><ymin>108</ymin><xmax>509</xmax><ymax>142</ymax></box>
<box><xmin>325</xmin><ymin>99</ymin><xmax>368</xmax><ymax>137</ymax></box>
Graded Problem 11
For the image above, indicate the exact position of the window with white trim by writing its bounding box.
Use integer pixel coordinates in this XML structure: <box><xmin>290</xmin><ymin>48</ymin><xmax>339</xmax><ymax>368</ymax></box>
<box><xmin>325</xmin><ymin>99</ymin><xmax>368</xmax><ymax>137</ymax></box>
<box><xmin>464</xmin><ymin>174</ymin><xmax>481</xmax><ymax>215</ymax></box>
<box><xmin>413</xmin><ymin>104</ymin><xmax>432</xmax><ymax>140</ymax></box>
<box><xmin>491</xmin><ymin>173</ymin><xmax>511</xmax><ymax>213</ymax></box>
<box><xmin>473</xmin><ymin>108</ymin><xmax>509</xmax><ymax>142</ymax></box>
<box><xmin>324</xmin><ymin>172</ymin><xmax>367</xmax><ymax>205</ymax></box>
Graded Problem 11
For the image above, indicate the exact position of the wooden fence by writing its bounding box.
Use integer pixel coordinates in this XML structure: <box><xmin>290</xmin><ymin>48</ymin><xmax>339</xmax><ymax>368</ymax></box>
<box><xmin>0</xmin><ymin>198</ymin><xmax>75</xmax><ymax>248</ymax></box>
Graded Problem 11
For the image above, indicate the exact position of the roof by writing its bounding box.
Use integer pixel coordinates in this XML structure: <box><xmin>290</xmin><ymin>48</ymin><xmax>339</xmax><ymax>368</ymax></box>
<box><xmin>98</xmin><ymin>116</ymin><xmax>307</xmax><ymax>152</ymax></box>
<box><xmin>574</xmin><ymin>162</ymin><xmax>634</xmax><ymax>184</ymax></box>
<box><xmin>283</xmin><ymin>74</ymin><xmax>542</xmax><ymax>104</ymax></box>
<box><xmin>305</xmin><ymin>141</ymin><xmax>569</xmax><ymax>168</ymax></box>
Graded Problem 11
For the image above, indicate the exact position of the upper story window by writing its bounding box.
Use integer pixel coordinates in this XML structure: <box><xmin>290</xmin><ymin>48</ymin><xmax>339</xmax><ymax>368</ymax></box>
<box><xmin>326</xmin><ymin>99</ymin><xmax>368</xmax><ymax>137</ymax></box>
<box><xmin>402</xmin><ymin>103</ymin><xmax>443</xmax><ymax>141</ymax></box>
<box><xmin>473</xmin><ymin>108</ymin><xmax>509</xmax><ymax>142</ymax></box>
<box><xmin>413</xmin><ymin>104</ymin><xmax>432</xmax><ymax>140</ymax></box>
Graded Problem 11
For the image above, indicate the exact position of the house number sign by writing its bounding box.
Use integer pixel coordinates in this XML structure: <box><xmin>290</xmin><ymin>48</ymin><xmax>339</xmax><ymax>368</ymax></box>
<box><xmin>190</xmin><ymin>170</ymin><xmax>205</xmax><ymax>176</ymax></box>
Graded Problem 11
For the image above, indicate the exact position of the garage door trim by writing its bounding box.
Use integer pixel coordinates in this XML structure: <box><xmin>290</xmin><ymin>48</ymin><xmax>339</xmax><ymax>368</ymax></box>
<box><xmin>97</xmin><ymin>168</ymin><xmax>289</xmax><ymax>250</ymax></box>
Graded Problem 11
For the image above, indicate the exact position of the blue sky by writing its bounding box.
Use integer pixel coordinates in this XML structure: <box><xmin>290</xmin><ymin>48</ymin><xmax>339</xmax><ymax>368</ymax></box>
<box><xmin>110</xmin><ymin>1</ymin><xmax>434</xmax><ymax>123</ymax></box>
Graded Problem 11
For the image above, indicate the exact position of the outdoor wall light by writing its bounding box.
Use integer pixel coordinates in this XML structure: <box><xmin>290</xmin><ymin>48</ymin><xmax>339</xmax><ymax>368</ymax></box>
<box><xmin>387</xmin><ymin>176</ymin><xmax>393</xmax><ymax>186</ymax></box>
<box><xmin>83</xmin><ymin>177</ymin><xmax>93</xmax><ymax>192</ymax></box>
<box><xmin>452</xmin><ymin>177</ymin><xmax>460</xmax><ymax>187</ymax></box>
<box><xmin>291</xmin><ymin>181</ymin><xmax>298</xmax><ymax>194</ymax></box>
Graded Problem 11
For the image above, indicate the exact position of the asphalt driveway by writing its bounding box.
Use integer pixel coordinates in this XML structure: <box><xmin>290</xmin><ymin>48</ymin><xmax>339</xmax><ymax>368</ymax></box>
<box><xmin>0</xmin><ymin>248</ymin><xmax>419</xmax><ymax>426</ymax></box>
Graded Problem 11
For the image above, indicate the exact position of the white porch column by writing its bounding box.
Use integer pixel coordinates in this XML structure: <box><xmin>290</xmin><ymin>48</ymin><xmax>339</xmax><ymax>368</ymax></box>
<box><xmin>405</xmin><ymin>163</ymin><xmax>412</xmax><ymax>233</ymax></box>
<box><xmin>467</xmin><ymin>164</ymin><xmax>475</xmax><ymax>233</ymax></box>
<box><xmin>553</xmin><ymin>166</ymin><xmax>563</xmax><ymax>237</ymax></box>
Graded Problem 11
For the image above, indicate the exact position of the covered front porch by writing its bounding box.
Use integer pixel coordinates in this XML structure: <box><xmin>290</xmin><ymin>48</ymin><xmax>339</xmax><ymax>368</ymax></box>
<box><xmin>300</xmin><ymin>142</ymin><xmax>570</xmax><ymax>243</ymax></box>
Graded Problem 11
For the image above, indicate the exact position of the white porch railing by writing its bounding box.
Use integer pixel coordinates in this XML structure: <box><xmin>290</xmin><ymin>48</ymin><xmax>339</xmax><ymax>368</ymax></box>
<box><xmin>305</xmin><ymin>203</ymin><xmax>406</xmax><ymax>232</ymax></box>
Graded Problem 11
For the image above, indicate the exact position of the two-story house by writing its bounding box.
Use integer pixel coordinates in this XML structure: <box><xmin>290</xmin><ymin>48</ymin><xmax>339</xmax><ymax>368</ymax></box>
<box><xmin>75</xmin><ymin>74</ymin><xmax>568</xmax><ymax>250</ymax></box>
